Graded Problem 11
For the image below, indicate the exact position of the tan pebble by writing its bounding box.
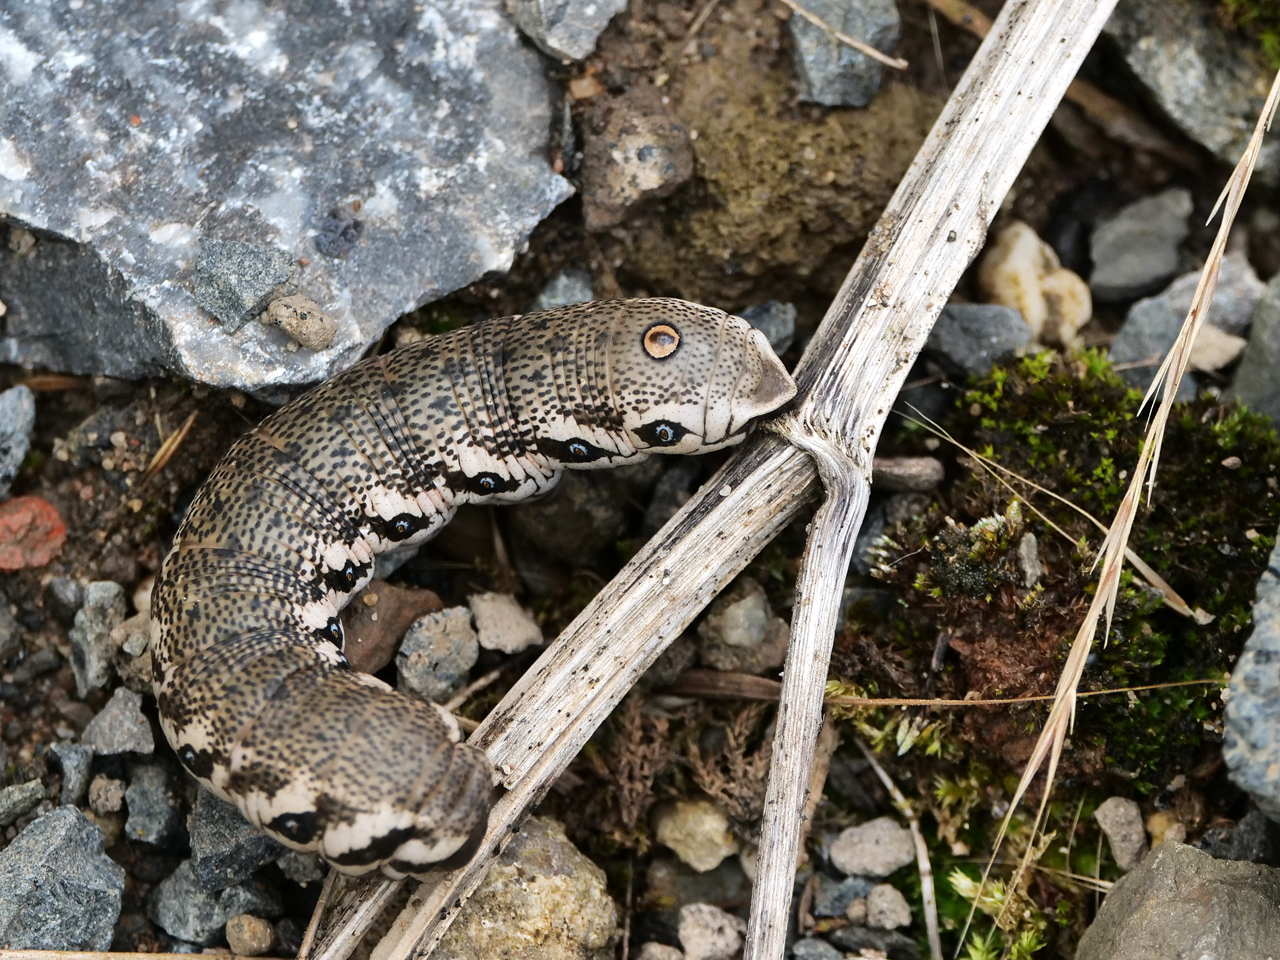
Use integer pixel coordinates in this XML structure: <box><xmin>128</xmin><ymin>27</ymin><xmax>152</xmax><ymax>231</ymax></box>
<box><xmin>88</xmin><ymin>774</ymin><xmax>125</xmax><ymax>815</ymax></box>
<box><xmin>1146</xmin><ymin>809</ymin><xmax>1186</xmax><ymax>848</ymax></box>
<box><xmin>225</xmin><ymin>913</ymin><xmax>274</xmax><ymax>957</ymax></box>
<box><xmin>977</xmin><ymin>220</ymin><xmax>1091</xmax><ymax>346</ymax></box>
<box><xmin>846</xmin><ymin>896</ymin><xmax>867</xmax><ymax>924</ymax></box>
<box><xmin>653</xmin><ymin>799</ymin><xmax>738</xmax><ymax>873</ymax></box>
<box><xmin>260</xmin><ymin>294</ymin><xmax>337</xmax><ymax>351</ymax></box>
<box><xmin>1189</xmin><ymin>323</ymin><xmax>1247</xmax><ymax>373</ymax></box>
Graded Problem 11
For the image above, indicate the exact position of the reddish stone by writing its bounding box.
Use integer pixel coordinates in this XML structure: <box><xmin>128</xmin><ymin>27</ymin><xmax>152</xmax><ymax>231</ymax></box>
<box><xmin>0</xmin><ymin>495</ymin><xmax>67</xmax><ymax>571</ymax></box>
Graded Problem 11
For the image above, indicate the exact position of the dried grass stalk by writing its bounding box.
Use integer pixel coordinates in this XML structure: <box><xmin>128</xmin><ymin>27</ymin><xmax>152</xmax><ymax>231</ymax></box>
<box><xmin>969</xmin><ymin>62</ymin><xmax>1280</xmax><ymax>943</ymax></box>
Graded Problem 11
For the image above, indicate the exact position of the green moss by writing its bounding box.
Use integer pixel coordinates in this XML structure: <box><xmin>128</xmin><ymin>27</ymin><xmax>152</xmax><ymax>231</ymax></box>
<box><xmin>839</xmin><ymin>350</ymin><xmax>1280</xmax><ymax>792</ymax></box>
<box><xmin>1220</xmin><ymin>0</ymin><xmax>1280</xmax><ymax>67</ymax></box>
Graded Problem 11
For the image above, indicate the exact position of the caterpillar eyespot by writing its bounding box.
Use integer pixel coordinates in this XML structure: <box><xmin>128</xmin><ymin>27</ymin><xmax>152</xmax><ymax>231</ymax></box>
<box><xmin>642</xmin><ymin>323</ymin><xmax>680</xmax><ymax>359</ymax></box>
<box><xmin>636</xmin><ymin>419</ymin><xmax>688</xmax><ymax>447</ymax></box>
<box><xmin>152</xmin><ymin>298</ymin><xmax>795</xmax><ymax>879</ymax></box>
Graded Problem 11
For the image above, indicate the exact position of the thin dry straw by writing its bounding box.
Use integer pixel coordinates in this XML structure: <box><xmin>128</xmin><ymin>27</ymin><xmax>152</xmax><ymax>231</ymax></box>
<box><xmin>959</xmin><ymin>65</ymin><xmax>1280</xmax><ymax>951</ymax></box>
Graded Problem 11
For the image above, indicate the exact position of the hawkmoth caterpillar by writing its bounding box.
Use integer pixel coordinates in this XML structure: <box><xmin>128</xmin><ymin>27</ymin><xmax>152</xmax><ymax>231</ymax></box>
<box><xmin>152</xmin><ymin>298</ymin><xmax>796</xmax><ymax>878</ymax></box>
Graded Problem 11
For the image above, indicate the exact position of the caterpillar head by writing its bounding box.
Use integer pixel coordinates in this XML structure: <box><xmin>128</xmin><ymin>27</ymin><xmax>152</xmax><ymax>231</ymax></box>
<box><xmin>607</xmin><ymin>298</ymin><xmax>796</xmax><ymax>455</ymax></box>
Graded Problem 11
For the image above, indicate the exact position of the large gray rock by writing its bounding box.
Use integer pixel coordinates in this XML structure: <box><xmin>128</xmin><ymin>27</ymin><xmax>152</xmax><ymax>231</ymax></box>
<box><xmin>1225</xmin><ymin>522</ymin><xmax>1280</xmax><ymax>819</ymax></box>
<box><xmin>149</xmin><ymin>859</ymin><xmax>283</xmax><ymax>947</ymax></box>
<box><xmin>0</xmin><ymin>384</ymin><xmax>34</xmax><ymax>501</ymax></box>
<box><xmin>0</xmin><ymin>806</ymin><xmax>125</xmax><ymax>949</ymax></box>
<box><xmin>1076</xmin><ymin>842</ymin><xmax>1280</xmax><ymax>960</ymax></box>
<box><xmin>67</xmin><ymin>580</ymin><xmax>127</xmax><ymax>698</ymax></box>
<box><xmin>1103</xmin><ymin>0</ymin><xmax>1280</xmax><ymax>186</ymax></box>
<box><xmin>0</xmin><ymin>0</ymin><xmax>570</xmax><ymax>393</ymax></box>
<box><xmin>1228</xmin><ymin>273</ymin><xmax>1280</xmax><ymax>424</ymax></box>
<box><xmin>510</xmin><ymin>0</ymin><xmax>628</xmax><ymax>60</ymax></box>
<box><xmin>190</xmin><ymin>790</ymin><xmax>282</xmax><ymax>893</ymax></box>
<box><xmin>789</xmin><ymin>0</ymin><xmax>900</xmax><ymax>108</ymax></box>
<box><xmin>1089</xmin><ymin>189</ymin><xmax>1192</xmax><ymax>303</ymax></box>
<box><xmin>740</xmin><ymin>301</ymin><xmax>796</xmax><ymax>356</ymax></box>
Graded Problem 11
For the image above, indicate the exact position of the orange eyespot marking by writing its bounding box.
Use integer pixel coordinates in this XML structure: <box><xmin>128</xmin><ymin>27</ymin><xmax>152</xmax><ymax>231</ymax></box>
<box><xmin>643</xmin><ymin>323</ymin><xmax>680</xmax><ymax>359</ymax></box>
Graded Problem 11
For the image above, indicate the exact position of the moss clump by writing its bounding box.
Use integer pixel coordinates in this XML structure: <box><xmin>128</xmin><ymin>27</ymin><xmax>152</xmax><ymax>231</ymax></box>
<box><xmin>836</xmin><ymin>351</ymin><xmax>1280</xmax><ymax>791</ymax></box>
<box><xmin>1220</xmin><ymin>0</ymin><xmax>1280</xmax><ymax>67</ymax></box>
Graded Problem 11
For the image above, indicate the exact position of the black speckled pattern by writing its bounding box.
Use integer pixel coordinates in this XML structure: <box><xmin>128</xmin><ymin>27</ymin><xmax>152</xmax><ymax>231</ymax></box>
<box><xmin>152</xmin><ymin>298</ymin><xmax>796</xmax><ymax>879</ymax></box>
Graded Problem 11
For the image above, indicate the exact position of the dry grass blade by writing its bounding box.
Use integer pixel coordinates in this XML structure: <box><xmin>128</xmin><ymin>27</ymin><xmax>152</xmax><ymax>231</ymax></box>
<box><xmin>140</xmin><ymin>409</ymin><xmax>197</xmax><ymax>486</ymax></box>
<box><xmin>776</xmin><ymin>0</ymin><xmax>908</xmax><ymax>70</ymax></box>
<box><xmin>856</xmin><ymin>740</ymin><xmax>943</xmax><ymax>960</ymax></box>
<box><xmin>963</xmin><ymin>62</ymin><xmax>1280</xmax><ymax>949</ymax></box>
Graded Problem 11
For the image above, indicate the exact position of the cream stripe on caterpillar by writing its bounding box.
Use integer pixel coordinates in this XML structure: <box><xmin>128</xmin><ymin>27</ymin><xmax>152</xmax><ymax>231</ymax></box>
<box><xmin>151</xmin><ymin>298</ymin><xmax>796</xmax><ymax>879</ymax></box>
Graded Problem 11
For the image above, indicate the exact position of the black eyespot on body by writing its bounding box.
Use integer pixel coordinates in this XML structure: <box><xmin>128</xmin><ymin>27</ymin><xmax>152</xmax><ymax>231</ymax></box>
<box><xmin>177</xmin><ymin>744</ymin><xmax>221</xmax><ymax>780</ymax></box>
<box><xmin>317</xmin><ymin>617</ymin><xmax>343</xmax><ymax>645</ymax></box>
<box><xmin>377</xmin><ymin>512</ymin><xmax>423</xmax><ymax>543</ymax></box>
<box><xmin>535</xmin><ymin>436</ymin><xmax>611</xmax><ymax>464</ymax></box>
<box><xmin>269</xmin><ymin>810</ymin><xmax>321</xmax><ymax>845</ymax></box>
<box><xmin>635</xmin><ymin>420</ymin><xmax>689</xmax><ymax>447</ymax></box>
<box><xmin>459</xmin><ymin>472</ymin><xmax>520</xmax><ymax>496</ymax></box>
<box><xmin>642</xmin><ymin>323</ymin><xmax>681</xmax><ymax>359</ymax></box>
<box><xmin>324</xmin><ymin>559</ymin><xmax>363</xmax><ymax>594</ymax></box>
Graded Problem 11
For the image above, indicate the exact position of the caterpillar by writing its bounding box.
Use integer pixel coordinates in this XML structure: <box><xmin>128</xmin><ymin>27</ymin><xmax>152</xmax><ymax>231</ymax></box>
<box><xmin>151</xmin><ymin>298</ymin><xmax>796</xmax><ymax>879</ymax></box>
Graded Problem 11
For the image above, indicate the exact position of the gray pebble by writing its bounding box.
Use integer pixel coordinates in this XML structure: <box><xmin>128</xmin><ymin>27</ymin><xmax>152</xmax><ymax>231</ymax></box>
<box><xmin>792</xmin><ymin>938</ymin><xmax>844</xmax><ymax>960</ymax></box>
<box><xmin>275</xmin><ymin>849</ymin><xmax>325</xmax><ymax>886</ymax></box>
<box><xmin>10</xmin><ymin>645</ymin><xmax>61</xmax><ymax>684</ymax></box>
<box><xmin>1090</xmin><ymin>189</ymin><xmax>1193</xmax><ymax>303</ymax></box>
<box><xmin>926</xmin><ymin>303</ymin><xmax>1031</xmax><ymax>376</ymax></box>
<box><xmin>642</xmin><ymin>459</ymin><xmax>702</xmax><ymax>537</ymax></box>
<box><xmin>49</xmin><ymin>742</ymin><xmax>93</xmax><ymax>807</ymax></box>
<box><xmin>0</xmin><ymin>384</ymin><xmax>35</xmax><ymax>500</ymax></box>
<box><xmin>149</xmin><ymin>859</ymin><xmax>283</xmax><ymax>947</ymax></box>
<box><xmin>827</xmin><ymin>925</ymin><xmax>918</xmax><ymax>960</ymax></box>
<box><xmin>191</xmin><ymin>240</ymin><xmax>295</xmax><ymax>333</ymax></box>
<box><xmin>82</xmin><ymin>686</ymin><xmax>155</xmax><ymax>756</ymax></box>
<box><xmin>740</xmin><ymin>301</ymin><xmax>797</xmax><ymax>356</ymax></box>
<box><xmin>190</xmin><ymin>789</ymin><xmax>282</xmax><ymax>893</ymax></box>
<box><xmin>697</xmin><ymin>577</ymin><xmax>789</xmax><ymax>675</ymax></box>
<box><xmin>1198</xmin><ymin>809</ymin><xmax>1280</xmax><ymax>867</ymax></box>
<box><xmin>397</xmin><ymin>607</ymin><xmax>480</xmax><ymax>702</ymax></box>
<box><xmin>812</xmin><ymin>872</ymin><xmax>875</xmax><ymax>917</ymax></box>
<box><xmin>790</xmin><ymin>0</ymin><xmax>900</xmax><ymax>108</ymax></box>
<box><xmin>47</xmin><ymin>577</ymin><xmax>84</xmax><ymax>626</ymax></box>
<box><xmin>0</xmin><ymin>806</ymin><xmax>125</xmax><ymax>949</ymax></box>
<box><xmin>530</xmin><ymin>269</ymin><xmax>595</xmax><ymax>313</ymax></box>
<box><xmin>68</xmin><ymin>580</ymin><xmax>127</xmax><ymax>698</ymax></box>
<box><xmin>1103</xmin><ymin>0</ymin><xmax>1280</xmax><ymax>186</ymax></box>
<box><xmin>0</xmin><ymin>779</ymin><xmax>45</xmax><ymax>827</ymax></box>
<box><xmin>829</xmin><ymin>817</ymin><xmax>915</xmax><ymax>878</ymax></box>
<box><xmin>1227</xmin><ymin>273</ymin><xmax>1280</xmax><ymax>425</ymax></box>
<box><xmin>124</xmin><ymin>760</ymin><xmax>186</xmax><ymax>848</ymax></box>
<box><xmin>510</xmin><ymin>0</ymin><xmax>628</xmax><ymax>60</ymax></box>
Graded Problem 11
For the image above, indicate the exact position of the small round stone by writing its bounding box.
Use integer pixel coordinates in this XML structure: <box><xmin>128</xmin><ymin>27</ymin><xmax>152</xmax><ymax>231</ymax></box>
<box><xmin>225</xmin><ymin>913</ymin><xmax>274</xmax><ymax>957</ymax></box>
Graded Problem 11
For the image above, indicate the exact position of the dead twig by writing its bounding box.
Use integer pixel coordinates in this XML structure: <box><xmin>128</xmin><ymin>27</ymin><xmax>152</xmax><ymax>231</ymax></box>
<box><xmin>664</xmin><ymin>668</ymin><xmax>1221</xmax><ymax>707</ymax></box>
<box><xmin>140</xmin><ymin>409</ymin><xmax>197</xmax><ymax>487</ymax></box>
<box><xmin>855</xmin><ymin>740</ymin><xmax>942</xmax><ymax>960</ymax></box>
<box><xmin>921</xmin><ymin>0</ymin><xmax>1200</xmax><ymax>168</ymax></box>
